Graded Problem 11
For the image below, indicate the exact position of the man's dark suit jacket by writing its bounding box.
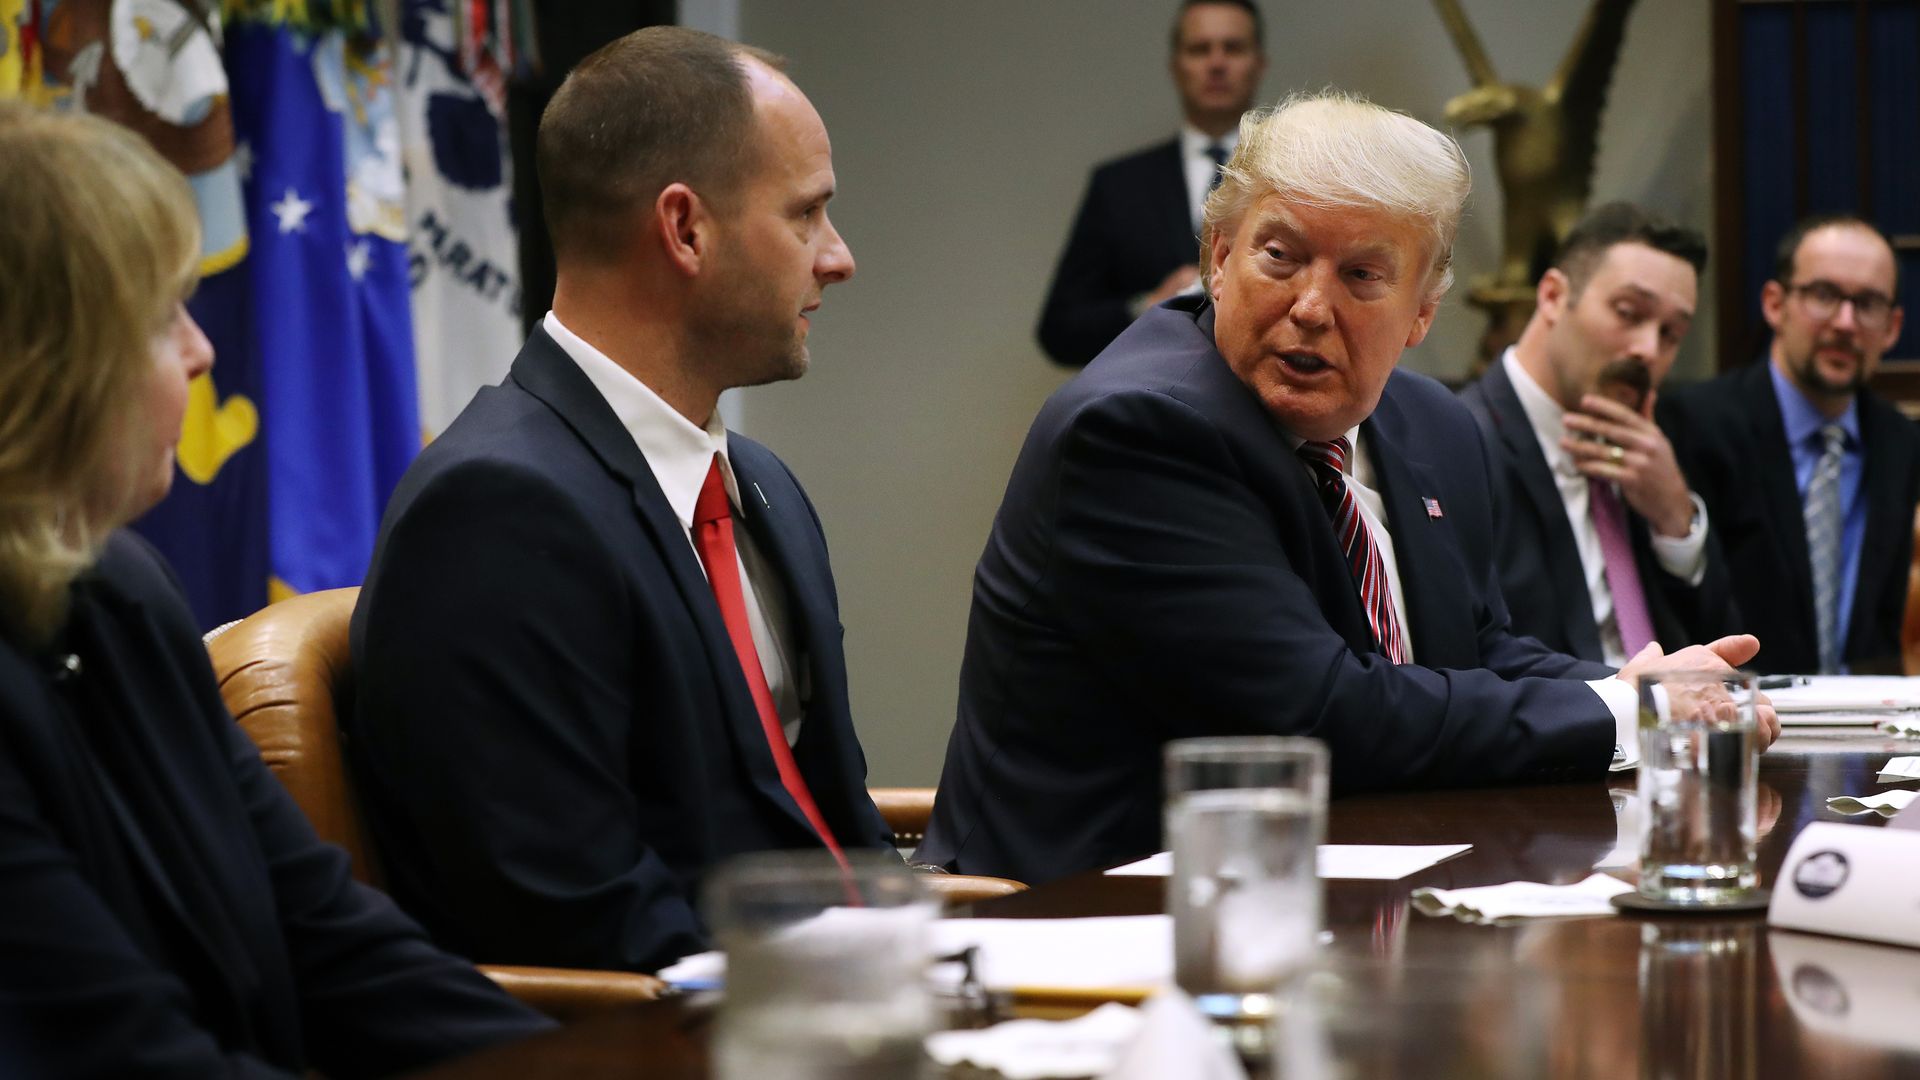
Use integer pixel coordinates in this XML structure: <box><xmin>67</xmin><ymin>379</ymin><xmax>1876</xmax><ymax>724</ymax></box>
<box><xmin>1460</xmin><ymin>359</ymin><xmax>1737</xmax><ymax>662</ymax></box>
<box><xmin>348</xmin><ymin>327</ymin><xmax>893</xmax><ymax>975</ymax></box>
<box><xmin>0</xmin><ymin>533</ymin><xmax>547</xmax><ymax>1076</ymax></box>
<box><xmin>921</xmin><ymin>297</ymin><xmax>1618</xmax><ymax>886</ymax></box>
<box><xmin>1037</xmin><ymin>138</ymin><xmax>1198</xmax><ymax>367</ymax></box>
<box><xmin>1657</xmin><ymin>361</ymin><xmax>1920</xmax><ymax>674</ymax></box>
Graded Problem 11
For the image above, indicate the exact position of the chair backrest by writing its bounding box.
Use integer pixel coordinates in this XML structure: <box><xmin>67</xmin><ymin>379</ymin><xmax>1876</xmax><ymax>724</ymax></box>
<box><xmin>205</xmin><ymin>587</ymin><xmax>383</xmax><ymax>887</ymax></box>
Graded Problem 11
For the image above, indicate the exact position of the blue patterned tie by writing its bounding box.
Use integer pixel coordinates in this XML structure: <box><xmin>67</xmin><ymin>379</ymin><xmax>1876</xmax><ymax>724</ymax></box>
<box><xmin>1206</xmin><ymin>143</ymin><xmax>1229</xmax><ymax>191</ymax></box>
<box><xmin>1298</xmin><ymin>437</ymin><xmax>1408</xmax><ymax>664</ymax></box>
<box><xmin>1804</xmin><ymin>424</ymin><xmax>1847</xmax><ymax>674</ymax></box>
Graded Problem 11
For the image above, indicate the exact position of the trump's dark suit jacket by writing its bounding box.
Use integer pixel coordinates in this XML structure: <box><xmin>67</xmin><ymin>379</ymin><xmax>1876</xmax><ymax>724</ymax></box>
<box><xmin>349</xmin><ymin>327</ymin><xmax>893</xmax><ymax>975</ymax></box>
<box><xmin>921</xmin><ymin>298</ymin><xmax>1618</xmax><ymax>885</ymax></box>
<box><xmin>0</xmin><ymin>533</ymin><xmax>546</xmax><ymax>1077</ymax></box>
<box><xmin>1037</xmin><ymin>138</ymin><xmax>1198</xmax><ymax>367</ymax></box>
<box><xmin>1657</xmin><ymin>361</ymin><xmax>1920</xmax><ymax>674</ymax></box>
<box><xmin>1460</xmin><ymin>359</ymin><xmax>1737</xmax><ymax>662</ymax></box>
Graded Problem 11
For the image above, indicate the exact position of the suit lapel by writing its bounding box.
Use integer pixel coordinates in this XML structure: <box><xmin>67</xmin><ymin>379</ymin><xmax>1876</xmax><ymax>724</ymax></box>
<box><xmin>1363</xmin><ymin>383</ymin><xmax>1475</xmax><ymax>668</ymax></box>
<box><xmin>1149</xmin><ymin>140</ymin><xmax>1196</xmax><ymax>263</ymax></box>
<box><xmin>1743</xmin><ymin>364</ymin><xmax>1818</xmax><ymax>634</ymax></box>
<box><xmin>510</xmin><ymin>331</ymin><xmax>818</xmax><ymax>838</ymax></box>
<box><xmin>1479</xmin><ymin>362</ymin><xmax>1604</xmax><ymax>660</ymax></box>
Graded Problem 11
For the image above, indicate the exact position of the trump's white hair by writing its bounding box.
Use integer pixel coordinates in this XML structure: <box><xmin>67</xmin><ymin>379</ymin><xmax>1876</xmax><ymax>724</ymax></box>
<box><xmin>1200</xmin><ymin>90</ymin><xmax>1471</xmax><ymax>301</ymax></box>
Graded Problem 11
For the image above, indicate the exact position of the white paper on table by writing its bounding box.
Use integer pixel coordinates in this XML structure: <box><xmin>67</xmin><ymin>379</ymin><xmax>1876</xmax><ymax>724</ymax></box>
<box><xmin>659</xmin><ymin>914</ymin><xmax>1175</xmax><ymax>997</ymax></box>
<box><xmin>1875</xmin><ymin>756</ymin><xmax>1920</xmax><ymax>785</ymax></box>
<box><xmin>1767</xmin><ymin>676</ymin><xmax>1920</xmax><ymax>714</ymax></box>
<box><xmin>925</xmin><ymin>1002</ymin><xmax>1142</xmax><ymax>1080</ymax></box>
<box><xmin>930</xmin><ymin>916</ymin><xmax>1172</xmax><ymax>995</ymax></box>
<box><xmin>1105</xmin><ymin>844</ymin><xmax>1471</xmax><ymax>881</ymax></box>
<box><xmin>1409</xmin><ymin>873</ymin><xmax>1632</xmax><ymax>923</ymax></box>
<box><xmin>1825</xmin><ymin>790</ymin><xmax>1920</xmax><ymax>817</ymax></box>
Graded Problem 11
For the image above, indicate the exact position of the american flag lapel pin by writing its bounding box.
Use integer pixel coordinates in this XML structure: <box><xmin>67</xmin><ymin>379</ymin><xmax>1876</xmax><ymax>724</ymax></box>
<box><xmin>1423</xmin><ymin>497</ymin><xmax>1444</xmax><ymax>520</ymax></box>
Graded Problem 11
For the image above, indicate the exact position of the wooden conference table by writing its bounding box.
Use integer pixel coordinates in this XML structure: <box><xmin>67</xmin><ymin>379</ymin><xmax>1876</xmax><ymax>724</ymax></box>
<box><xmin>417</xmin><ymin>730</ymin><xmax>1920</xmax><ymax>1078</ymax></box>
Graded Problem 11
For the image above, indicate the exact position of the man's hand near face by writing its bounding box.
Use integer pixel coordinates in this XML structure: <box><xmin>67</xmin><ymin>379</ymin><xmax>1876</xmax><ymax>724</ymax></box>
<box><xmin>1562</xmin><ymin>391</ymin><xmax>1697</xmax><ymax>538</ymax></box>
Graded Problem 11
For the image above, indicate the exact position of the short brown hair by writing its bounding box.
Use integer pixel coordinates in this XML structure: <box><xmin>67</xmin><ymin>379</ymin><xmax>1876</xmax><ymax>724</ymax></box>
<box><xmin>0</xmin><ymin>104</ymin><xmax>199</xmax><ymax>642</ymax></box>
<box><xmin>1554</xmin><ymin>201</ymin><xmax>1707</xmax><ymax>297</ymax></box>
<box><xmin>536</xmin><ymin>26</ymin><xmax>785</xmax><ymax>264</ymax></box>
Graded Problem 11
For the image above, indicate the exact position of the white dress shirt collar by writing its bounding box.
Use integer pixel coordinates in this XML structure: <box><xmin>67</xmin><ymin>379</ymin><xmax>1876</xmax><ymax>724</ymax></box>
<box><xmin>542</xmin><ymin>311</ymin><xmax>736</xmax><ymax>530</ymax></box>
<box><xmin>1179</xmin><ymin>126</ymin><xmax>1240</xmax><ymax>233</ymax></box>
<box><xmin>1501</xmin><ymin>347</ymin><xmax>1579</xmax><ymax>478</ymax></box>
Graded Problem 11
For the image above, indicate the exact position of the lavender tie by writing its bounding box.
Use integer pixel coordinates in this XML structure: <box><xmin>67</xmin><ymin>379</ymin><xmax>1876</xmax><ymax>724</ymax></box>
<box><xmin>1589</xmin><ymin>479</ymin><xmax>1655</xmax><ymax>657</ymax></box>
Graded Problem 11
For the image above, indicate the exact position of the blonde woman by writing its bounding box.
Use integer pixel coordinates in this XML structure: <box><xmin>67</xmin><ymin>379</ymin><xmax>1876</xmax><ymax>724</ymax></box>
<box><xmin>0</xmin><ymin>105</ymin><xmax>550</xmax><ymax>1076</ymax></box>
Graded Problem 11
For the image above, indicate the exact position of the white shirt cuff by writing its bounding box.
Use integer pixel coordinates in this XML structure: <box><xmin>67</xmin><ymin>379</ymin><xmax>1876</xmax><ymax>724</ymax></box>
<box><xmin>1648</xmin><ymin>492</ymin><xmax>1708</xmax><ymax>586</ymax></box>
<box><xmin>1587</xmin><ymin>676</ymin><xmax>1640</xmax><ymax>768</ymax></box>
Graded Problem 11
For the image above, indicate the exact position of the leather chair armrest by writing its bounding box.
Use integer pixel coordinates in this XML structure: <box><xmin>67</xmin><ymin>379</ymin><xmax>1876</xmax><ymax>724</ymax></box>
<box><xmin>919</xmin><ymin>873</ymin><xmax>1027</xmax><ymax>904</ymax></box>
<box><xmin>479</xmin><ymin>964</ymin><xmax>664</xmax><ymax>1022</ymax></box>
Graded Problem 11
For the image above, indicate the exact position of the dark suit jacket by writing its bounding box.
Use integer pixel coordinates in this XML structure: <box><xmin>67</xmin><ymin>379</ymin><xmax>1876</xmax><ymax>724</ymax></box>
<box><xmin>1036</xmin><ymin>138</ymin><xmax>1198</xmax><ymax>367</ymax></box>
<box><xmin>1657</xmin><ymin>361</ymin><xmax>1920</xmax><ymax>674</ymax></box>
<box><xmin>0</xmin><ymin>533</ymin><xmax>546</xmax><ymax>1077</ymax></box>
<box><xmin>1460</xmin><ymin>359</ymin><xmax>1737</xmax><ymax>662</ymax></box>
<box><xmin>349</xmin><ymin>327</ymin><xmax>893</xmax><ymax>975</ymax></box>
<box><xmin>921</xmin><ymin>298</ymin><xmax>1619</xmax><ymax>885</ymax></box>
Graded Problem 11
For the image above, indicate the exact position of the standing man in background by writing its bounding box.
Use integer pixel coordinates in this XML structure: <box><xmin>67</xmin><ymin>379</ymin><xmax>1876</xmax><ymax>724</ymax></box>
<box><xmin>1036</xmin><ymin>0</ymin><xmax>1265</xmax><ymax>367</ymax></box>
<box><xmin>1461</xmin><ymin>202</ymin><xmax>1735</xmax><ymax>665</ymax></box>
<box><xmin>1660</xmin><ymin>215</ymin><xmax>1916</xmax><ymax>674</ymax></box>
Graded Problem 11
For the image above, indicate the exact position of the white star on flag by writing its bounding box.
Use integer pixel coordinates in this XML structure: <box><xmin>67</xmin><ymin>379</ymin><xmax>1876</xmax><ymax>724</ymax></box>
<box><xmin>345</xmin><ymin>240</ymin><xmax>371</xmax><ymax>282</ymax></box>
<box><xmin>269</xmin><ymin>188</ymin><xmax>314</xmax><ymax>234</ymax></box>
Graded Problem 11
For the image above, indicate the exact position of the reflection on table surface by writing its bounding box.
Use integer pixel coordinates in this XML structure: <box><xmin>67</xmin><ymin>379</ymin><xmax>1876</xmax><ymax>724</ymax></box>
<box><xmin>416</xmin><ymin>732</ymin><xmax>1920</xmax><ymax>1079</ymax></box>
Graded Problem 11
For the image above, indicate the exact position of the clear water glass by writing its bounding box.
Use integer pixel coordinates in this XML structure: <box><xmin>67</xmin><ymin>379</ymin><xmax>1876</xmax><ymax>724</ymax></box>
<box><xmin>1636</xmin><ymin>670</ymin><xmax>1761</xmax><ymax>904</ymax></box>
<box><xmin>707</xmin><ymin>850</ymin><xmax>935</xmax><ymax>1080</ymax></box>
<box><xmin>1166</xmin><ymin>735</ymin><xmax>1329</xmax><ymax>1024</ymax></box>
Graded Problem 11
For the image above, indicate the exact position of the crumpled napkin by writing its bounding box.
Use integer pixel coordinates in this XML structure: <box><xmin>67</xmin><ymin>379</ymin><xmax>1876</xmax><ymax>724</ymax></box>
<box><xmin>925</xmin><ymin>1002</ymin><xmax>1142</xmax><ymax>1080</ymax></box>
<box><xmin>1410</xmin><ymin>873</ymin><xmax>1633</xmax><ymax>923</ymax></box>
<box><xmin>1826</xmin><ymin>790</ymin><xmax>1920</xmax><ymax>817</ymax></box>
<box><xmin>1876</xmin><ymin>756</ymin><xmax>1920</xmax><ymax>784</ymax></box>
<box><xmin>1097</xmin><ymin>989</ymin><xmax>1247</xmax><ymax>1080</ymax></box>
<box><xmin>1882</xmin><ymin>717</ymin><xmax>1920</xmax><ymax>738</ymax></box>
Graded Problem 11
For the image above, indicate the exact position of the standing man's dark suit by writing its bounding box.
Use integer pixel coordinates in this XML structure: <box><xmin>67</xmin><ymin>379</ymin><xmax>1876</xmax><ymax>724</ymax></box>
<box><xmin>0</xmin><ymin>533</ymin><xmax>549</xmax><ymax>1076</ymax></box>
<box><xmin>1658</xmin><ymin>361</ymin><xmax>1920</xmax><ymax>674</ymax></box>
<box><xmin>349</xmin><ymin>327</ymin><xmax>893</xmax><ymax>974</ymax></box>
<box><xmin>1462</xmin><ymin>359</ymin><xmax>1737</xmax><ymax>661</ymax></box>
<box><xmin>920</xmin><ymin>299</ymin><xmax>1620</xmax><ymax>886</ymax></box>
<box><xmin>1037</xmin><ymin>139</ymin><xmax>1197</xmax><ymax>367</ymax></box>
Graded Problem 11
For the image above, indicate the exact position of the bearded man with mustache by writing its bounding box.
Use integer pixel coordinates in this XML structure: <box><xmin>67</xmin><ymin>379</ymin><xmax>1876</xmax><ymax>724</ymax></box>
<box><xmin>1659</xmin><ymin>215</ymin><xmax>1917</xmax><ymax>675</ymax></box>
<box><xmin>1461</xmin><ymin>202</ymin><xmax>1737</xmax><ymax>666</ymax></box>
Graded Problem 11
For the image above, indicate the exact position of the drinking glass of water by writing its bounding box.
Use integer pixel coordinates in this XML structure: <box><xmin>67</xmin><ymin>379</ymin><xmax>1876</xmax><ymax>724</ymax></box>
<box><xmin>707</xmin><ymin>850</ymin><xmax>935</xmax><ymax>1080</ymax></box>
<box><xmin>1636</xmin><ymin>670</ymin><xmax>1761</xmax><ymax>905</ymax></box>
<box><xmin>1165</xmin><ymin>735</ymin><xmax>1329</xmax><ymax>1025</ymax></box>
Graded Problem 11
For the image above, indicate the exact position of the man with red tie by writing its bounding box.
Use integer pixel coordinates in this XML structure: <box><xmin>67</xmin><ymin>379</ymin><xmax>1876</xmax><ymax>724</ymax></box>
<box><xmin>920</xmin><ymin>96</ymin><xmax>1775</xmax><ymax>887</ymax></box>
<box><xmin>348</xmin><ymin>26</ymin><xmax>889</xmax><ymax>974</ymax></box>
<box><xmin>1459</xmin><ymin>203</ymin><xmax>1738</xmax><ymax>665</ymax></box>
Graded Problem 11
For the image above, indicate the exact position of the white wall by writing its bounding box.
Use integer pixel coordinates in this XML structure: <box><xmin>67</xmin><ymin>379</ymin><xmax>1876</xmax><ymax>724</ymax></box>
<box><xmin>727</xmin><ymin>0</ymin><xmax>1713</xmax><ymax>785</ymax></box>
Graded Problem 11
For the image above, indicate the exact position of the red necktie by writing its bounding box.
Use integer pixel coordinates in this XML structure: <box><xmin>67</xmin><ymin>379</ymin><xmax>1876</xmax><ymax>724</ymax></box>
<box><xmin>1297</xmin><ymin>437</ymin><xmax>1410</xmax><ymax>664</ymax></box>
<box><xmin>691</xmin><ymin>455</ymin><xmax>848</xmax><ymax>871</ymax></box>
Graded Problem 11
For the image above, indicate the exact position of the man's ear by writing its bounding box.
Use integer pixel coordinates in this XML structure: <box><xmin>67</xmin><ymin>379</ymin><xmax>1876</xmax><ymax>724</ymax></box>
<box><xmin>1207</xmin><ymin>228</ymin><xmax>1234</xmax><ymax>300</ymax></box>
<box><xmin>1536</xmin><ymin>267</ymin><xmax>1571</xmax><ymax>323</ymax></box>
<box><xmin>1759</xmin><ymin>279</ymin><xmax>1787</xmax><ymax>332</ymax></box>
<box><xmin>1405</xmin><ymin>291</ymin><xmax>1440</xmax><ymax>349</ymax></box>
<box><xmin>655</xmin><ymin>183</ymin><xmax>710</xmax><ymax>278</ymax></box>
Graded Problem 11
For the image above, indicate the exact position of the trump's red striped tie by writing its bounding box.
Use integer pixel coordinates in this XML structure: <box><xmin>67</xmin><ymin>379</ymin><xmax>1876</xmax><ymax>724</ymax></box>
<box><xmin>1297</xmin><ymin>437</ymin><xmax>1409</xmax><ymax>664</ymax></box>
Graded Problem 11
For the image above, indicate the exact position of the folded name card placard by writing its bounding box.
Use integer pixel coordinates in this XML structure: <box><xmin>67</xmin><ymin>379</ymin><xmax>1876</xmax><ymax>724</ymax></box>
<box><xmin>1768</xmin><ymin>822</ymin><xmax>1920</xmax><ymax>950</ymax></box>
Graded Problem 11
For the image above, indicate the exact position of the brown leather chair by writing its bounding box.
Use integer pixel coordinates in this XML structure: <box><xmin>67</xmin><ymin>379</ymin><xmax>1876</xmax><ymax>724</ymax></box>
<box><xmin>205</xmin><ymin>588</ymin><xmax>663</xmax><ymax>1021</ymax></box>
<box><xmin>871</xmin><ymin>786</ymin><xmax>1027</xmax><ymax>903</ymax></box>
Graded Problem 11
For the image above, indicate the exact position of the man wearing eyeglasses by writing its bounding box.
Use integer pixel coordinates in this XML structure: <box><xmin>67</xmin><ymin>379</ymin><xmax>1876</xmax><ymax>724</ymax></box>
<box><xmin>1659</xmin><ymin>215</ymin><xmax>1916</xmax><ymax>674</ymax></box>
